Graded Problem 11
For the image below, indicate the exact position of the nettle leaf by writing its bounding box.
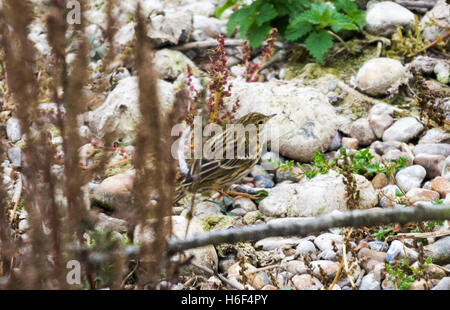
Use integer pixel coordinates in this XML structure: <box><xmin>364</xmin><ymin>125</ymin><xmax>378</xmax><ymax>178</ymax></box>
<box><xmin>332</xmin><ymin>0</ymin><xmax>358</xmax><ymax>13</ymax></box>
<box><xmin>285</xmin><ymin>22</ymin><xmax>312</xmax><ymax>41</ymax></box>
<box><xmin>295</xmin><ymin>8</ymin><xmax>322</xmax><ymax>25</ymax></box>
<box><xmin>331</xmin><ymin>12</ymin><xmax>358</xmax><ymax>32</ymax></box>
<box><xmin>248</xmin><ymin>23</ymin><xmax>272</xmax><ymax>49</ymax></box>
<box><xmin>256</xmin><ymin>3</ymin><xmax>278</xmax><ymax>26</ymax></box>
<box><xmin>305</xmin><ymin>29</ymin><xmax>333</xmax><ymax>63</ymax></box>
<box><xmin>350</xmin><ymin>11</ymin><xmax>365</xmax><ymax>30</ymax></box>
<box><xmin>227</xmin><ymin>6</ymin><xmax>255</xmax><ymax>37</ymax></box>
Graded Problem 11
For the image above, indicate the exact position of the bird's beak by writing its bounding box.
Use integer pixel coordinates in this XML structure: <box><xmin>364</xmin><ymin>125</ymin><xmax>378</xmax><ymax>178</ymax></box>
<box><xmin>266</xmin><ymin>113</ymin><xmax>277</xmax><ymax>120</ymax></box>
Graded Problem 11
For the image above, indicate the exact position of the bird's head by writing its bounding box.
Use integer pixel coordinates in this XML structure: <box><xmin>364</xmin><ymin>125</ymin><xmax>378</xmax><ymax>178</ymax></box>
<box><xmin>236</xmin><ymin>112</ymin><xmax>277</xmax><ymax>127</ymax></box>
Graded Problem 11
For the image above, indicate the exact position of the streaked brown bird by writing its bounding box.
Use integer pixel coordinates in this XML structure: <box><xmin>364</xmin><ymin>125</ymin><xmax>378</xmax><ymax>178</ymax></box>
<box><xmin>174</xmin><ymin>112</ymin><xmax>276</xmax><ymax>203</ymax></box>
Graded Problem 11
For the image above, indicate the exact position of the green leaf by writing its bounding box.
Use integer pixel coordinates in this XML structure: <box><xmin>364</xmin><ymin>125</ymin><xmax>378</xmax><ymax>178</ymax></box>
<box><xmin>255</xmin><ymin>3</ymin><xmax>278</xmax><ymax>26</ymax></box>
<box><xmin>223</xmin><ymin>196</ymin><xmax>233</xmax><ymax>208</ymax></box>
<box><xmin>294</xmin><ymin>8</ymin><xmax>322</xmax><ymax>25</ymax></box>
<box><xmin>227</xmin><ymin>7</ymin><xmax>255</xmax><ymax>37</ymax></box>
<box><xmin>331</xmin><ymin>12</ymin><xmax>358</xmax><ymax>32</ymax></box>
<box><xmin>305</xmin><ymin>30</ymin><xmax>333</xmax><ymax>63</ymax></box>
<box><xmin>215</xmin><ymin>0</ymin><xmax>238</xmax><ymax>18</ymax></box>
<box><xmin>395</xmin><ymin>189</ymin><xmax>404</xmax><ymax>197</ymax></box>
<box><xmin>247</xmin><ymin>23</ymin><xmax>272</xmax><ymax>49</ymax></box>
<box><xmin>285</xmin><ymin>22</ymin><xmax>312</xmax><ymax>41</ymax></box>
<box><xmin>333</xmin><ymin>0</ymin><xmax>358</xmax><ymax>13</ymax></box>
<box><xmin>347</xmin><ymin>10</ymin><xmax>365</xmax><ymax>30</ymax></box>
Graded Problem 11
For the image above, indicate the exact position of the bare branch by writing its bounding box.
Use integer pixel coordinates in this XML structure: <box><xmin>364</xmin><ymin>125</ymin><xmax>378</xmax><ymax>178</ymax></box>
<box><xmin>167</xmin><ymin>204</ymin><xmax>450</xmax><ymax>255</ymax></box>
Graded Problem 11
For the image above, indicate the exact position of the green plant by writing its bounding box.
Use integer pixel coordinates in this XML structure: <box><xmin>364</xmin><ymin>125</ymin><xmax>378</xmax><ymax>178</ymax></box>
<box><xmin>385</xmin><ymin>258</ymin><xmax>415</xmax><ymax>290</ymax></box>
<box><xmin>338</xmin><ymin>148</ymin><xmax>407</xmax><ymax>178</ymax></box>
<box><xmin>385</xmin><ymin>257</ymin><xmax>432</xmax><ymax>290</ymax></box>
<box><xmin>375</xmin><ymin>226</ymin><xmax>395</xmax><ymax>241</ymax></box>
<box><xmin>221</xmin><ymin>0</ymin><xmax>364</xmax><ymax>63</ymax></box>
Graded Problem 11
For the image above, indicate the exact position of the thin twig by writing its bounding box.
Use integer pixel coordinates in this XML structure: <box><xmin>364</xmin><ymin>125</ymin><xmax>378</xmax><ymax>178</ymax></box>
<box><xmin>414</xmin><ymin>30</ymin><xmax>450</xmax><ymax>56</ymax></box>
<box><xmin>190</xmin><ymin>261</ymin><xmax>243</xmax><ymax>290</ymax></box>
<box><xmin>244</xmin><ymin>264</ymin><xmax>281</xmax><ymax>275</ymax></box>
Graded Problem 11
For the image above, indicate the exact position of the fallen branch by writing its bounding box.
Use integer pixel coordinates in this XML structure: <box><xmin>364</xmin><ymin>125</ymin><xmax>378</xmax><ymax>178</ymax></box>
<box><xmin>174</xmin><ymin>39</ymin><xmax>245</xmax><ymax>51</ymax></box>
<box><xmin>167</xmin><ymin>204</ymin><xmax>450</xmax><ymax>255</ymax></box>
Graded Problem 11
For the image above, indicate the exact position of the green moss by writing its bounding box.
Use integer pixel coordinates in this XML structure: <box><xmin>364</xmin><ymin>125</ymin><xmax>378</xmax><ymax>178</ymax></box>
<box><xmin>200</xmin><ymin>214</ymin><xmax>235</xmax><ymax>231</ymax></box>
<box><xmin>243</xmin><ymin>211</ymin><xmax>262</xmax><ymax>225</ymax></box>
<box><xmin>285</xmin><ymin>43</ymin><xmax>379</xmax><ymax>84</ymax></box>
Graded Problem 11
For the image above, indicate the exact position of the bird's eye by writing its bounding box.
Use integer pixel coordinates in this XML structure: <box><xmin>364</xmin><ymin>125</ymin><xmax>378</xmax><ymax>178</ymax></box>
<box><xmin>258</xmin><ymin>120</ymin><xmax>264</xmax><ymax>125</ymax></box>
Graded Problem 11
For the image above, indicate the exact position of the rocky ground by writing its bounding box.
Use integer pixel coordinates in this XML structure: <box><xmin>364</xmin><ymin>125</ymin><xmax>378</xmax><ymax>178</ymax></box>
<box><xmin>1</xmin><ymin>0</ymin><xmax>450</xmax><ymax>290</ymax></box>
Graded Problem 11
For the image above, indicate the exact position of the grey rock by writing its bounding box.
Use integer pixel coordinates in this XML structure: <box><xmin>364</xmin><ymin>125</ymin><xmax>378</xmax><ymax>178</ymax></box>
<box><xmin>260</xmin><ymin>152</ymin><xmax>281</xmax><ymax>171</ymax></box>
<box><xmin>383</xmin><ymin>117</ymin><xmax>424</xmax><ymax>143</ymax></box>
<box><xmin>369</xmin><ymin>113</ymin><xmax>393</xmax><ymax>139</ymax></box>
<box><xmin>414</xmin><ymin>153</ymin><xmax>446</xmax><ymax>179</ymax></box>
<box><xmin>226</xmin><ymin>79</ymin><xmax>339</xmax><ymax>162</ymax></box>
<box><xmin>434</xmin><ymin>61</ymin><xmax>450</xmax><ymax>85</ymax></box>
<box><xmin>350</xmin><ymin>118</ymin><xmax>376</xmax><ymax>146</ymax></box>
<box><xmin>281</xmin><ymin>260</ymin><xmax>308</xmax><ymax>275</ymax></box>
<box><xmin>7</xmin><ymin>147</ymin><xmax>21</xmax><ymax>166</ymax></box>
<box><xmin>153</xmin><ymin>49</ymin><xmax>200</xmax><ymax>80</ymax></box>
<box><xmin>424</xmin><ymin>236</ymin><xmax>450</xmax><ymax>265</ymax></box>
<box><xmin>369</xmin><ymin>103</ymin><xmax>396</xmax><ymax>117</ymax></box>
<box><xmin>359</xmin><ymin>273</ymin><xmax>381</xmax><ymax>290</ymax></box>
<box><xmin>296</xmin><ymin>240</ymin><xmax>318</xmax><ymax>258</ymax></box>
<box><xmin>232</xmin><ymin>198</ymin><xmax>257</xmax><ymax>212</ymax></box>
<box><xmin>86</xmin><ymin>77</ymin><xmax>174</xmax><ymax>145</ymax></box>
<box><xmin>6</xmin><ymin>118</ymin><xmax>21</xmax><ymax>142</ymax></box>
<box><xmin>328</xmin><ymin>131</ymin><xmax>342</xmax><ymax>151</ymax></box>
<box><xmin>419</xmin><ymin>128</ymin><xmax>450</xmax><ymax>144</ymax></box>
<box><xmin>147</xmin><ymin>11</ymin><xmax>193</xmax><ymax>45</ymax></box>
<box><xmin>412</xmin><ymin>144</ymin><xmax>450</xmax><ymax>157</ymax></box>
<box><xmin>314</xmin><ymin>233</ymin><xmax>343</xmax><ymax>252</ymax></box>
<box><xmin>420</xmin><ymin>0</ymin><xmax>450</xmax><ymax>42</ymax></box>
<box><xmin>255</xmin><ymin>237</ymin><xmax>302</xmax><ymax>251</ymax></box>
<box><xmin>318</xmin><ymin>249</ymin><xmax>339</xmax><ymax>261</ymax></box>
<box><xmin>382</xmin><ymin>149</ymin><xmax>413</xmax><ymax>166</ymax></box>
<box><xmin>432</xmin><ymin>277</ymin><xmax>450</xmax><ymax>290</ymax></box>
<box><xmin>93</xmin><ymin>170</ymin><xmax>135</xmax><ymax>211</ymax></box>
<box><xmin>386</xmin><ymin>240</ymin><xmax>418</xmax><ymax>263</ymax></box>
<box><xmin>365</xmin><ymin>1</ymin><xmax>415</xmax><ymax>36</ymax></box>
<box><xmin>94</xmin><ymin>213</ymin><xmax>128</xmax><ymax>232</ymax></box>
<box><xmin>371</xmin><ymin>141</ymin><xmax>403</xmax><ymax>156</ymax></box>
<box><xmin>395</xmin><ymin>165</ymin><xmax>426</xmax><ymax>192</ymax></box>
<box><xmin>380</xmin><ymin>185</ymin><xmax>401</xmax><ymax>208</ymax></box>
<box><xmin>292</xmin><ymin>274</ymin><xmax>323</xmax><ymax>290</ymax></box>
<box><xmin>259</xmin><ymin>171</ymin><xmax>378</xmax><ymax>217</ymax></box>
<box><xmin>194</xmin><ymin>201</ymin><xmax>222</xmax><ymax>216</ymax></box>
<box><xmin>354</xmin><ymin>58</ymin><xmax>407</xmax><ymax>97</ymax></box>
<box><xmin>368</xmin><ymin>241</ymin><xmax>389</xmax><ymax>252</ymax></box>
<box><xmin>253</xmin><ymin>175</ymin><xmax>275</xmax><ymax>188</ymax></box>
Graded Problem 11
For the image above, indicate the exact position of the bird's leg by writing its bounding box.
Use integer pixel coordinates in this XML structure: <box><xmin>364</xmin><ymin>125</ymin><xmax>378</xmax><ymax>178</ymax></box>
<box><xmin>226</xmin><ymin>190</ymin><xmax>263</xmax><ymax>201</ymax></box>
<box><xmin>215</xmin><ymin>189</ymin><xmax>233</xmax><ymax>200</ymax></box>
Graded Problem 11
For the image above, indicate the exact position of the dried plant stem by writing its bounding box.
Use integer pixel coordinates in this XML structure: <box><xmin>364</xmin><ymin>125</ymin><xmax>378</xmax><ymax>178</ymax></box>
<box><xmin>9</xmin><ymin>172</ymin><xmax>22</xmax><ymax>223</ymax></box>
<box><xmin>342</xmin><ymin>229</ymin><xmax>357</xmax><ymax>290</ymax></box>
<box><xmin>414</xmin><ymin>30</ymin><xmax>450</xmax><ymax>56</ymax></box>
<box><xmin>328</xmin><ymin>257</ymin><xmax>344</xmax><ymax>290</ymax></box>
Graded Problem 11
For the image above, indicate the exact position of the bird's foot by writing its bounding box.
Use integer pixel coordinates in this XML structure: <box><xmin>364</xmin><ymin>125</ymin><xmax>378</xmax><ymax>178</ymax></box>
<box><xmin>226</xmin><ymin>190</ymin><xmax>264</xmax><ymax>201</ymax></box>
